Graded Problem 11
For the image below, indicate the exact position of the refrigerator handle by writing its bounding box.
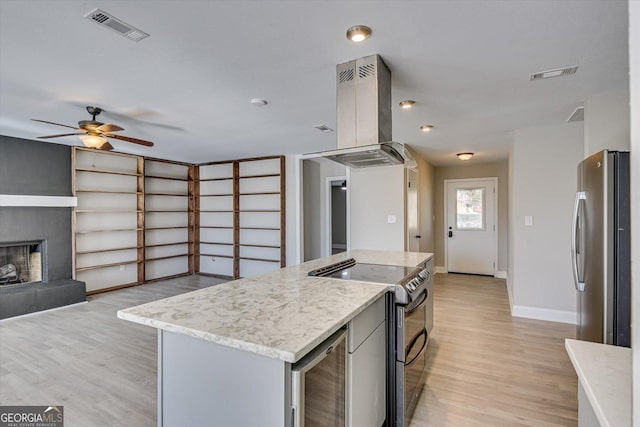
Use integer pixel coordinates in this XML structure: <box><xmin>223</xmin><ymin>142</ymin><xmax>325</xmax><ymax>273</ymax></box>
<box><xmin>571</xmin><ymin>191</ymin><xmax>586</xmax><ymax>292</ymax></box>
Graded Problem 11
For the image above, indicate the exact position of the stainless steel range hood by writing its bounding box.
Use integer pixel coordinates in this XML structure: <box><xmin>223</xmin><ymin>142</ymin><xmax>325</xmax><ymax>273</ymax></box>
<box><xmin>309</xmin><ymin>54</ymin><xmax>414</xmax><ymax>169</ymax></box>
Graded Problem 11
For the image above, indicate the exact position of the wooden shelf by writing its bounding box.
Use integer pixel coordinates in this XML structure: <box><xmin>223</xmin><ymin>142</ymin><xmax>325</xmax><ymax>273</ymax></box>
<box><xmin>240</xmin><ymin>227</ymin><xmax>279</xmax><ymax>230</ymax></box>
<box><xmin>145</xmin><ymin>175</ymin><xmax>188</xmax><ymax>182</ymax></box>
<box><xmin>146</xmin><ymin>254</ymin><xmax>188</xmax><ymax>262</ymax></box>
<box><xmin>200</xmin><ymin>226</ymin><xmax>233</xmax><ymax>229</ymax></box>
<box><xmin>239</xmin><ymin>192</ymin><xmax>280</xmax><ymax>196</ymax></box>
<box><xmin>199</xmin><ymin>210</ymin><xmax>233</xmax><ymax>213</ymax></box>
<box><xmin>145</xmin><ymin>241</ymin><xmax>189</xmax><ymax>248</ymax></box>
<box><xmin>76</xmin><ymin>246</ymin><xmax>141</xmax><ymax>255</ymax></box>
<box><xmin>239</xmin><ymin>243</ymin><xmax>280</xmax><ymax>249</ymax></box>
<box><xmin>198</xmin><ymin>177</ymin><xmax>233</xmax><ymax>182</ymax></box>
<box><xmin>199</xmin><ymin>210</ymin><xmax>279</xmax><ymax>213</ymax></box>
<box><xmin>145</xmin><ymin>210</ymin><xmax>188</xmax><ymax>213</ymax></box>
<box><xmin>76</xmin><ymin>228</ymin><xmax>141</xmax><ymax>234</ymax></box>
<box><xmin>145</xmin><ymin>193</ymin><xmax>189</xmax><ymax>197</ymax></box>
<box><xmin>76</xmin><ymin>210</ymin><xmax>142</xmax><ymax>213</ymax></box>
<box><xmin>198</xmin><ymin>253</ymin><xmax>233</xmax><ymax>259</ymax></box>
<box><xmin>75</xmin><ymin>167</ymin><xmax>141</xmax><ymax>177</ymax></box>
<box><xmin>76</xmin><ymin>260</ymin><xmax>141</xmax><ymax>272</ymax></box>
<box><xmin>200</xmin><ymin>241</ymin><xmax>233</xmax><ymax>246</ymax></box>
<box><xmin>239</xmin><ymin>256</ymin><xmax>280</xmax><ymax>263</ymax></box>
<box><xmin>200</xmin><ymin>194</ymin><xmax>234</xmax><ymax>197</ymax></box>
<box><xmin>76</xmin><ymin>189</ymin><xmax>141</xmax><ymax>195</ymax></box>
<box><xmin>239</xmin><ymin>173</ymin><xmax>280</xmax><ymax>179</ymax></box>
<box><xmin>145</xmin><ymin>226</ymin><xmax>190</xmax><ymax>230</ymax></box>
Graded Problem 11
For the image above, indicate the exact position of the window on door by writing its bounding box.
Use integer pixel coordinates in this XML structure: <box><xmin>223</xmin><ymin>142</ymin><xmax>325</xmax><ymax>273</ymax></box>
<box><xmin>455</xmin><ymin>188</ymin><xmax>485</xmax><ymax>230</ymax></box>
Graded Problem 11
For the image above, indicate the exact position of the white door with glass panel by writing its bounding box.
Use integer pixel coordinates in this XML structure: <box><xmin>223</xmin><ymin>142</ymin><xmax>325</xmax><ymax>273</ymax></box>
<box><xmin>445</xmin><ymin>178</ymin><xmax>496</xmax><ymax>275</ymax></box>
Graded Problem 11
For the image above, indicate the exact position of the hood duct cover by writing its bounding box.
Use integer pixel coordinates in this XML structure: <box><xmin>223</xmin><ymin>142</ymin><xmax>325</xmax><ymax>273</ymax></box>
<box><xmin>309</xmin><ymin>54</ymin><xmax>412</xmax><ymax>168</ymax></box>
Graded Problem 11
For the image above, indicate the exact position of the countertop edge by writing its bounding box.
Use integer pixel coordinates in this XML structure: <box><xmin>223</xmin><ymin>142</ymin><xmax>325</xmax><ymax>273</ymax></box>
<box><xmin>564</xmin><ymin>338</ymin><xmax>632</xmax><ymax>427</ymax></box>
<box><xmin>118</xmin><ymin>285</ymin><xmax>392</xmax><ymax>363</ymax></box>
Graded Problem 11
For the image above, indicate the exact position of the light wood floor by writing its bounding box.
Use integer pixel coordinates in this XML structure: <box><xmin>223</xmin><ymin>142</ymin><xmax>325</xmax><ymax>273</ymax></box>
<box><xmin>410</xmin><ymin>273</ymin><xmax>578</xmax><ymax>427</ymax></box>
<box><xmin>0</xmin><ymin>273</ymin><xmax>577</xmax><ymax>426</ymax></box>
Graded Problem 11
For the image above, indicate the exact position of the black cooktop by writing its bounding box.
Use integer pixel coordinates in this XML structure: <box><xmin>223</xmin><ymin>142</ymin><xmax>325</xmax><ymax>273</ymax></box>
<box><xmin>324</xmin><ymin>262</ymin><xmax>414</xmax><ymax>284</ymax></box>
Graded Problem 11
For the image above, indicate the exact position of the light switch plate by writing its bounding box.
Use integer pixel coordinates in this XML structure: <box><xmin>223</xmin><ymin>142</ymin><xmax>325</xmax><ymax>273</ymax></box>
<box><xmin>387</xmin><ymin>215</ymin><xmax>396</xmax><ymax>224</ymax></box>
<box><xmin>524</xmin><ymin>216</ymin><xmax>533</xmax><ymax>226</ymax></box>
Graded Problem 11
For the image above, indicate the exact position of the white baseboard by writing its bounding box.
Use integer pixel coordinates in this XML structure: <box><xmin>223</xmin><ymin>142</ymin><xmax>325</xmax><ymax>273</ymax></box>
<box><xmin>512</xmin><ymin>305</ymin><xmax>577</xmax><ymax>325</ymax></box>
<box><xmin>495</xmin><ymin>270</ymin><xmax>507</xmax><ymax>279</ymax></box>
<box><xmin>505</xmin><ymin>276</ymin><xmax>514</xmax><ymax>312</ymax></box>
<box><xmin>434</xmin><ymin>266</ymin><xmax>446</xmax><ymax>274</ymax></box>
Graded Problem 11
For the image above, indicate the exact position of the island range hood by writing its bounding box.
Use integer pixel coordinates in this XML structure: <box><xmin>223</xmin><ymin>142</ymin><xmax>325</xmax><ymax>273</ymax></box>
<box><xmin>309</xmin><ymin>54</ymin><xmax>415</xmax><ymax>169</ymax></box>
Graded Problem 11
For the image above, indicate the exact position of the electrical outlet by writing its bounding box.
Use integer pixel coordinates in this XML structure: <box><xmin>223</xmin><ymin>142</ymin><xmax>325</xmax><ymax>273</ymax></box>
<box><xmin>119</xmin><ymin>264</ymin><xmax>125</xmax><ymax>271</ymax></box>
<box><xmin>387</xmin><ymin>215</ymin><xmax>397</xmax><ymax>224</ymax></box>
<box><xmin>525</xmin><ymin>216</ymin><xmax>533</xmax><ymax>226</ymax></box>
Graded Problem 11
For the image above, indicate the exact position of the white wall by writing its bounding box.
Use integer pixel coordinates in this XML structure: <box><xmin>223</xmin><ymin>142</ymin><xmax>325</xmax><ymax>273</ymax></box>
<box><xmin>628</xmin><ymin>1</ymin><xmax>639</xmax><ymax>424</ymax></box>
<box><xmin>510</xmin><ymin>122</ymin><xmax>584</xmax><ymax>323</ymax></box>
<box><xmin>350</xmin><ymin>164</ymin><xmax>405</xmax><ymax>251</ymax></box>
<box><xmin>301</xmin><ymin>158</ymin><xmax>346</xmax><ymax>261</ymax></box>
<box><xmin>584</xmin><ymin>89</ymin><xmax>631</xmax><ymax>157</ymax></box>
<box><xmin>415</xmin><ymin>153</ymin><xmax>436</xmax><ymax>254</ymax></box>
<box><xmin>433</xmin><ymin>161</ymin><xmax>509</xmax><ymax>273</ymax></box>
<box><xmin>507</xmin><ymin>146</ymin><xmax>515</xmax><ymax>307</ymax></box>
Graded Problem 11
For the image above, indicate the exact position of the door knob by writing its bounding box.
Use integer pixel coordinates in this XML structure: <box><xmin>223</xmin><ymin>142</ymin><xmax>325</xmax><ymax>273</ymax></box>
<box><xmin>448</xmin><ymin>230</ymin><xmax>453</xmax><ymax>238</ymax></box>
<box><xmin>416</xmin><ymin>235</ymin><xmax>421</xmax><ymax>239</ymax></box>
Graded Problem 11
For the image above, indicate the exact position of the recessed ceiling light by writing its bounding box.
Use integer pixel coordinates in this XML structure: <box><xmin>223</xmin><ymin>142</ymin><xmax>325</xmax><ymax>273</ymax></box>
<box><xmin>250</xmin><ymin>99</ymin><xmax>268</xmax><ymax>107</ymax></box>
<box><xmin>420</xmin><ymin>125</ymin><xmax>434</xmax><ymax>132</ymax></box>
<box><xmin>399</xmin><ymin>100</ymin><xmax>415</xmax><ymax>109</ymax></box>
<box><xmin>346</xmin><ymin>25</ymin><xmax>372</xmax><ymax>42</ymax></box>
<box><xmin>457</xmin><ymin>152</ymin><xmax>474</xmax><ymax>161</ymax></box>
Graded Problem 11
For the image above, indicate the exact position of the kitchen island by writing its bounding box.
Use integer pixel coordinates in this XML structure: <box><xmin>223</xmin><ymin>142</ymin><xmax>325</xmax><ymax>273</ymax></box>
<box><xmin>118</xmin><ymin>249</ymin><xmax>432</xmax><ymax>426</ymax></box>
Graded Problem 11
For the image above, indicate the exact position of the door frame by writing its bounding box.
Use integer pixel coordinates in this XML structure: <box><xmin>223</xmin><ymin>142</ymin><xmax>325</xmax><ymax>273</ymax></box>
<box><xmin>325</xmin><ymin>175</ymin><xmax>348</xmax><ymax>257</ymax></box>
<box><xmin>443</xmin><ymin>177</ymin><xmax>498</xmax><ymax>276</ymax></box>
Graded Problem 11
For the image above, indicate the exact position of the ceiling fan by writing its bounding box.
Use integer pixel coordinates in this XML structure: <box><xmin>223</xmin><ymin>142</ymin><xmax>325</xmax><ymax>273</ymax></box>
<box><xmin>32</xmin><ymin>106</ymin><xmax>154</xmax><ymax>151</ymax></box>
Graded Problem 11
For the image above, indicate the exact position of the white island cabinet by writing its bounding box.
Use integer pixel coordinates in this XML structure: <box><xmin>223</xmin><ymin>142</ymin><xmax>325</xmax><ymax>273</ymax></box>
<box><xmin>118</xmin><ymin>249</ymin><xmax>432</xmax><ymax>427</ymax></box>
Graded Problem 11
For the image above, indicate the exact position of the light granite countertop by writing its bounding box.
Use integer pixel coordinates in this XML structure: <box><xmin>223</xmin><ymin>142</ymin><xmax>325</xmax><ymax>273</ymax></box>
<box><xmin>118</xmin><ymin>250</ymin><xmax>433</xmax><ymax>363</ymax></box>
<box><xmin>565</xmin><ymin>339</ymin><xmax>631</xmax><ymax>427</ymax></box>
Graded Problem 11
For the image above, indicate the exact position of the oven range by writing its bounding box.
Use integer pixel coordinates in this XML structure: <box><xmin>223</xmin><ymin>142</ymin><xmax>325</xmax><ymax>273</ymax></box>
<box><xmin>309</xmin><ymin>257</ymin><xmax>434</xmax><ymax>427</ymax></box>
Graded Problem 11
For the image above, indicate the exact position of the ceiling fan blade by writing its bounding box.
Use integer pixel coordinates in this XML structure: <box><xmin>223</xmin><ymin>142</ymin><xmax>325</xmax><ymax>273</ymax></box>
<box><xmin>31</xmin><ymin>119</ymin><xmax>80</xmax><ymax>130</ymax></box>
<box><xmin>99</xmin><ymin>141</ymin><xmax>114</xmax><ymax>151</ymax></box>
<box><xmin>96</xmin><ymin>123</ymin><xmax>124</xmax><ymax>133</ymax></box>
<box><xmin>37</xmin><ymin>132</ymin><xmax>87</xmax><ymax>139</ymax></box>
<box><xmin>104</xmin><ymin>133</ymin><xmax>154</xmax><ymax>147</ymax></box>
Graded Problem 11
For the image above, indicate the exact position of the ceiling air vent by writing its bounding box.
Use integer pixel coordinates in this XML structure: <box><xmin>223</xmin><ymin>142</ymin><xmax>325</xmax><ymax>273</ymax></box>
<box><xmin>530</xmin><ymin>66</ymin><xmax>578</xmax><ymax>81</ymax></box>
<box><xmin>567</xmin><ymin>106</ymin><xmax>585</xmax><ymax>122</ymax></box>
<box><xmin>84</xmin><ymin>9</ymin><xmax>150</xmax><ymax>42</ymax></box>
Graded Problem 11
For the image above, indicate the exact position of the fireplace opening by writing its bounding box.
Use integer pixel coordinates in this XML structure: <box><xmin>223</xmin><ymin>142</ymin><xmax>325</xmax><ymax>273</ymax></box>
<box><xmin>0</xmin><ymin>241</ymin><xmax>44</xmax><ymax>286</ymax></box>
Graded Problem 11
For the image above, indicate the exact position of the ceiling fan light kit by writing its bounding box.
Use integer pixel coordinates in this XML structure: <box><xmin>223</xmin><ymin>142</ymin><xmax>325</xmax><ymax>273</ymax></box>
<box><xmin>32</xmin><ymin>106</ymin><xmax>154</xmax><ymax>151</ymax></box>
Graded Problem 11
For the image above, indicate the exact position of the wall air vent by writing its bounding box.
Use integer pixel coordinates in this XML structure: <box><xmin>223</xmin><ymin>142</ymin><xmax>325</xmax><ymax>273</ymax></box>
<box><xmin>567</xmin><ymin>106</ymin><xmax>585</xmax><ymax>122</ymax></box>
<box><xmin>313</xmin><ymin>125</ymin><xmax>334</xmax><ymax>133</ymax></box>
<box><xmin>84</xmin><ymin>9</ymin><xmax>150</xmax><ymax>42</ymax></box>
<box><xmin>530</xmin><ymin>66</ymin><xmax>578</xmax><ymax>81</ymax></box>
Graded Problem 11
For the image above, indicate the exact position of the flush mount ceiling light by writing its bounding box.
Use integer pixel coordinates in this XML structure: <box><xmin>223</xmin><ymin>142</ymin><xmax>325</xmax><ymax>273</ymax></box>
<box><xmin>313</xmin><ymin>124</ymin><xmax>334</xmax><ymax>133</ymax></box>
<box><xmin>346</xmin><ymin>25</ymin><xmax>372</xmax><ymax>42</ymax></box>
<box><xmin>457</xmin><ymin>152</ymin><xmax>474</xmax><ymax>161</ymax></box>
<box><xmin>250</xmin><ymin>99</ymin><xmax>268</xmax><ymax>107</ymax></box>
<box><xmin>399</xmin><ymin>100</ymin><xmax>415</xmax><ymax>109</ymax></box>
<box><xmin>420</xmin><ymin>125</ymin><xmax>434</xmax><ymax>132</ymax></box>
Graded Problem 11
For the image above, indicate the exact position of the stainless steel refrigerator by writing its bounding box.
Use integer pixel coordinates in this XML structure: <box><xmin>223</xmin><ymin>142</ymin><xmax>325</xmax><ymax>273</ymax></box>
<box><xmin>572</xmin><ymin>149</ymin><xmax>630</xmax><ymax>347</ymax></box>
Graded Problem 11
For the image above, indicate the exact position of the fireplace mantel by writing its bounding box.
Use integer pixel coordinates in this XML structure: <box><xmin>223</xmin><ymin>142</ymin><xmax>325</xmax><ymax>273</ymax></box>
<box><xmin>0</xmin><ymin>194</ymin><xmax>77</xmax><ymax>207</ymax></box>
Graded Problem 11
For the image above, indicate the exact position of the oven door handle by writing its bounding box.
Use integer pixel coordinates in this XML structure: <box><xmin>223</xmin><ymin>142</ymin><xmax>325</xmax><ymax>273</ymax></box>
<box><xmin>405</xmin><ymin>289</ymin><xmax>428</xmax><ymax>314</ymax></box>
<box><xmin>405</xmin><ymin>328</ymin><xmax>428</xmax><ymax>366</ymax></box>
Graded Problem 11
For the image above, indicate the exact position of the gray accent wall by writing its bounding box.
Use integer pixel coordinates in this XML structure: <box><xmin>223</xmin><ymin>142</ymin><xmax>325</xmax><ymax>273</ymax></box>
<box><xmin>0</xmin><ymin>135</ymin><xmax>72</xmax><ymax>196</ymax></box>
<box><xmin>0</xmin><ymin>136</ymin><xmax>73</xmax><ymax>281</ymax></box>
